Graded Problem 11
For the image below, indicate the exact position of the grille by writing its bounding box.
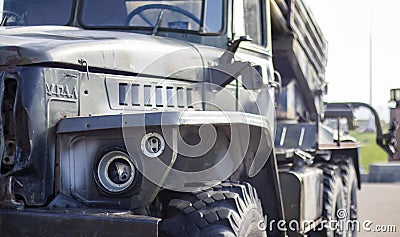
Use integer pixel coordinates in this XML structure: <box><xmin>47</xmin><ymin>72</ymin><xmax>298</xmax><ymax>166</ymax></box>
<box><xmin>107</xmin><ymin>77</ymin><xmax>196</xmax><ymax>110</ymax></box>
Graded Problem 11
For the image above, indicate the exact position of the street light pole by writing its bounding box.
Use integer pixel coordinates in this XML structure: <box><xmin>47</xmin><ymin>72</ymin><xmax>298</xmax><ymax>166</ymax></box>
<box><xmin>369</xmin><ymin>4</ymin><xmax>373</xmax><ymax>105</ymax></box>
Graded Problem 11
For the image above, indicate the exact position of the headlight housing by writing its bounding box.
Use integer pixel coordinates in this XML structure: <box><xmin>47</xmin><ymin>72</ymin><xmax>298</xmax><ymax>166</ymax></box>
<box><xmin>95</xmin><ymin>149</ymin><xmax>136</xmax><ymax>194</ymax></box>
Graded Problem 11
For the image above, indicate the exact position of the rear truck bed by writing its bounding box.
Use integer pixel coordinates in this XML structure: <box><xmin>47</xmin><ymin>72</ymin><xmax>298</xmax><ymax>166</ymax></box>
<box><xmin>271</xmin><ymin>0</ymin><xmax>327</xmax><ymax>120</ymax></box>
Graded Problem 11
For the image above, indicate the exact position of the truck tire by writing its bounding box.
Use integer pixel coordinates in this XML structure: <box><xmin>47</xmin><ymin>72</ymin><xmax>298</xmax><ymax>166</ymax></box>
<box><xmin>334</xmin><ymin>157</ymin><xmax>358</xmax><ymax>237</ymax></box>
<box><xmin>310</xmin><ymin>164</ymin><xmax>345</xmax><ymax>237</ymax></box>
<box><xmin>160</xmin><ymin>181</ymin><xmax>267</xmax><ymax>237</ymax></box>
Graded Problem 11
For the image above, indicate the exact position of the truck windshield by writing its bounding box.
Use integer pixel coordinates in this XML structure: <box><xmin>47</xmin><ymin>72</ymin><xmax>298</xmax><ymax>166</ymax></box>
<box><xmin>80</xmin><ymin>0</ymin><xmax>224</xmax><ymax>33</ymax></box>
<box><xmin>0</xmin><ymin>0</ymin><xmax>74</xmax><ymax>26</ymax></box>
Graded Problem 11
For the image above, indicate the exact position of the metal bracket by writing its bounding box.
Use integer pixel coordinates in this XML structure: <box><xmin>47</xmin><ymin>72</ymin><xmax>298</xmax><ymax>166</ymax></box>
<box><xmin>0</xmin><ymin>176</ymin><xmax>24</xmax><ymax>210</ymax></box>
<box><xmin>293</xmin><ymin>149</ymin><xmax>314</xmax><ymax>171</ymax></box>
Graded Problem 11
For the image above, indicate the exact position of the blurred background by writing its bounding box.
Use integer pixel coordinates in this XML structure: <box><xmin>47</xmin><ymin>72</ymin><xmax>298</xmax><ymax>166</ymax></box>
<box><xmin>308</xmin><ymin>0</ymin><xmax>399</xmax><ymax>172</ymax></box>
<box><xmin>307</xmin><ymin>2</ymin><xmax>400</xmax><ymax>235</ymax></box>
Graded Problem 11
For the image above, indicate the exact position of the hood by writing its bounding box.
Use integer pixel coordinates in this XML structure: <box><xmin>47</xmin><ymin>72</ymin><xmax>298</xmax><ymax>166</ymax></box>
<box><xmin>0</xmin><ymin>26</ymin><xmax>223</xmax><ymax>80</ymax></box>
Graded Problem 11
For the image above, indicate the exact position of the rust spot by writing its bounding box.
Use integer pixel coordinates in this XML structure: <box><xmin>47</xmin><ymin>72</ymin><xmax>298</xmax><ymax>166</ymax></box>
<box><xmin>0</xmin><ymin>46</ymin><xmax>33</xmax><ymax>69</ymax></box>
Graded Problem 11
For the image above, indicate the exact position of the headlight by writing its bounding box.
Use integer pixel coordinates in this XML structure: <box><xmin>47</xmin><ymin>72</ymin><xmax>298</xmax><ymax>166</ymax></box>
<box><xmin>95</xmin><ymin>149</ymin><xmax>136</xmax><ymax>194</ymax></box>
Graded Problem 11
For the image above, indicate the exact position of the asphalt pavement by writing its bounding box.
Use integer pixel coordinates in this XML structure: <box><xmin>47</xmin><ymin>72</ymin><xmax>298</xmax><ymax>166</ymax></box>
<box><xmin>357</xmin><ymin>182</ymin><xmax>400</xmax><ymax>236</ymax></box>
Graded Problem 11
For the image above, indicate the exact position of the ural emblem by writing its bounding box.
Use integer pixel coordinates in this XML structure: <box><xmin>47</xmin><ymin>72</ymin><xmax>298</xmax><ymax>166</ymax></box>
<box><xmin>46</xmin><ymin>83</ymin><xmax>78</xmax><ymax>99</ymax></box>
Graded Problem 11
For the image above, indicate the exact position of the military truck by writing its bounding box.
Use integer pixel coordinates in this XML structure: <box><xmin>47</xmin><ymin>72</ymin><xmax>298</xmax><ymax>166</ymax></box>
<box><xmin>388</xmin><ymin>88</ymin><xmax>400</xmax><ymax>160</ymax></box>
<box><xmin>0</xmin><ymin>0</ymin><xmax>395</xmax><ymax>236</ymax></box>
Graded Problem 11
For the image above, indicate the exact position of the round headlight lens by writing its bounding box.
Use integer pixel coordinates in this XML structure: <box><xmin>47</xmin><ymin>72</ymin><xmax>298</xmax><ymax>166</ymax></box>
<box><xmin>96</xmin><ymin>150</ymin><xmax>135</xmax><ymax>193</ymax></box>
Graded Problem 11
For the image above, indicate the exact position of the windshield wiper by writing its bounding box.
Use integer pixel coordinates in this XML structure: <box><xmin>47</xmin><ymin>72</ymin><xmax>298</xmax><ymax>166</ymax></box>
<box><xmin>152</xmin><ymin>10</ymin><xmax>165</xmax><ymax>36</ymax></box>
<box><xmin>1</xmin><ymin>16</ymin><xmax>8</xmax><ymax>27</ymax></box>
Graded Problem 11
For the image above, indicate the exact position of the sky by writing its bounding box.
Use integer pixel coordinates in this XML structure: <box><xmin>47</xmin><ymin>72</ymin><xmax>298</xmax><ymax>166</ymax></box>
<box><xmin>306</xmin><ymin>0</ymin><xmax>399</xmax><ymax>121</ymax></box>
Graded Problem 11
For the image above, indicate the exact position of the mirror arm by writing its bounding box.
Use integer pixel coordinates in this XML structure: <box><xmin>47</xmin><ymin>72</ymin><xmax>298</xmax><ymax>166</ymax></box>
<box><xmin>221</xmin><ymin>36</ymin><xmax>252</xmax><ymax>63</ymax></box>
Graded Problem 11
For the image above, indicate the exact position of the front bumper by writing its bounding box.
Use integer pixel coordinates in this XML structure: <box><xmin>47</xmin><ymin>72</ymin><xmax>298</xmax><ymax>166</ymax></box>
<box><xmin>0</xmin><ymin>208</ymin><xmax>160</xmax><ymax>236</ymax></box>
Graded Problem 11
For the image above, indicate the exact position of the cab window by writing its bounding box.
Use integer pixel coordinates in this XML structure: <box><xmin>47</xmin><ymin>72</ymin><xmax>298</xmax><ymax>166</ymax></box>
<box><xmin>243</xmin><ymin>0</ymin><xmax>263</xmax><ymax>45</ymax></box>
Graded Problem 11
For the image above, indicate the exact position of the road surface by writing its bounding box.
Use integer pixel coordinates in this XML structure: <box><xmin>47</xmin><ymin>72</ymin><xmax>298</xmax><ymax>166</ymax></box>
<box><xmin>357</xmin><ymin>183</ymin><xmax>400</xmax><ymax>236</ymax></box>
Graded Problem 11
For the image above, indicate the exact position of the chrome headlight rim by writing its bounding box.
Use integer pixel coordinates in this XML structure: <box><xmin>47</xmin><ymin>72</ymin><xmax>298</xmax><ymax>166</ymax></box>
<box><xmin>94</xmin><ymin>148</ymin><xmax>137</xmax><ymax>194</ymax></box>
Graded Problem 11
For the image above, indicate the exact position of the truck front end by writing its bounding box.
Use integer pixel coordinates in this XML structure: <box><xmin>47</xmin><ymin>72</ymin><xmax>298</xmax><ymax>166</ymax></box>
<box><xmin>0</xmin><ymin>1</ymin><xmax>278</xmax><ymax>236</ymax></box>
